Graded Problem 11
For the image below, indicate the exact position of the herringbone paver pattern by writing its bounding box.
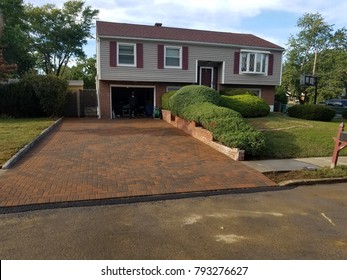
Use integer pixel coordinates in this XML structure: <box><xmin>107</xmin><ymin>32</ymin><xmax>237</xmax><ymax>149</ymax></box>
<box><xmin>0</xmin><ymin>119</ymin><xmax>276</xmax><ymax>209</ymax></box>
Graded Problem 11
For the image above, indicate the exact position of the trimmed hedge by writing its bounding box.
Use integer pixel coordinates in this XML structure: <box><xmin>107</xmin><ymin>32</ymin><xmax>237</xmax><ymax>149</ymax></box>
<box><xmin>24</xmin><ymin>75</ymin><xmax>68</xmax><ymax>117</ymax></box>
<box><xmin>165</xmin><ymin>85</ymin><xmax>265</xmax><ymax>156</ymax></box>
<box><xmin>0</xmin><ymin>75</ymin><xmax>68</xmax><ymax>118</ymax></box>
<box><xmin>287</xmin><ymin>104</ymin><xmax>336</xmax><ymax>121</ymax></box>
<box><xmin>181</xmin><ymin>102</ymin><xmax>265</xmax><ymax>156</ymax></box>
<box><xmin>0</xmin><ymin>81</ymin><xmax>44</xmax><ymax>118</ymax></box>
<box><xmin>181</xmin><ymin>102</ymin><xmax>241</xmax><ymax>122</ymax></box>
<box><xmin>169</xmin><ymin>85</ymin><xmax>220</xmax><ymax>116</ymax></box>
<box><xmin>220</xmin><ymin>94</ymin><xmax>270</xmax><ymax>118</ymax></box>
<box><xmin>161</xmin><ymin>90</ymin><xmax>177</xmax><ymax>110</ymax></box>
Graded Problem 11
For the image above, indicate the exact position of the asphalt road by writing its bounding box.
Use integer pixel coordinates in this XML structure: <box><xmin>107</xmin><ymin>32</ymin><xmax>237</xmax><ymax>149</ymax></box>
<box><xmin>0</xmin><ymin>183</ymin><xmax>346</xmax><ymax>260</ymax></box>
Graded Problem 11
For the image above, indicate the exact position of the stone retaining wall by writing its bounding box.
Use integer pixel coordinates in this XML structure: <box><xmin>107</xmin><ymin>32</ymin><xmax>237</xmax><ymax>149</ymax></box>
<box><xmin>162</xmin><ymin>110</ymin><xmax>244</xmax><ymax>161</ymax></box>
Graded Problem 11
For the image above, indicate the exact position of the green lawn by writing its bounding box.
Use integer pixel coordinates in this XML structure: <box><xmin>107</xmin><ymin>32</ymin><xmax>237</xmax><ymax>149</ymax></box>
<box><xmin>247</xmin><ymin>113</ymin><xmax>347</xmax><ymax>159</ymax></box>
<box><xmin>0</xmin><ymin>118</ymin><xmax>54</xmax><ymax>167</ymax></box>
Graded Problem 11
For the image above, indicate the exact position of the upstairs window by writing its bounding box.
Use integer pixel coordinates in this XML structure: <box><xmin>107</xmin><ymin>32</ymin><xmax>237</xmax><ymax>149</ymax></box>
<box><xmin>240</xmin><ymin>50</ymin><xmax>269</xmax><ymax>74</ymax></box>
<box><xmin>118</xmin><ymin>43</ymin><xmax>136</xmax><ymax>66</ymax></box>
<box><xmin>165</xmin><ymin>46</ymin><xmax>181</xmax><ymax>68</ymax></box>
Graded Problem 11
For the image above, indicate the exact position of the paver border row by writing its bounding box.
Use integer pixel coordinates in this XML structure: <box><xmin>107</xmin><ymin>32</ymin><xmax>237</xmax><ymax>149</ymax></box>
<box><xmin>0</xmin><ymin>185</ymin><xmax>284</xmax><ymax>214</ymax></box>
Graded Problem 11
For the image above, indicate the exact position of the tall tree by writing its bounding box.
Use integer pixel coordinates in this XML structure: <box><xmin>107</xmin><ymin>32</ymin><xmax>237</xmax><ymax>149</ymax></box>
<box><xmin>282</xmin><ymin>13</ymin><xmax>347</xmax><ymax>103</ymax></box>
<box><xmin>26</xmin><ymin>0</ymin><xmax>98</xmax><ymax>76</ymax></box>
<box><xmin>0</xmin><ymin>0</ymin><xmax>34</xmax><ymax>76</ymax></box>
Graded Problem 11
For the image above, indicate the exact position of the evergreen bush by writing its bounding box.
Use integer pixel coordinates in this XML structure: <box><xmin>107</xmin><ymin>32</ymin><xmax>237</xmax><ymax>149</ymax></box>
<box><xmin>180</xmin><ymin>102</ymin><xmax>265</xmax><ymax>156</ymax></box>
<box><xmin>0</xmin><ymin>81</ymin><xmax>43</xmax><ymax>117</ymax></box>
<box><xmin>287</xmin><ymin>104</ymin><xmax>336</xmax><ymax>121</ymax></box>
<box><xmin>220</xmin><ymin>94</ymin><xmax>270</xmax><ymax>118</ymax></box>
<box><xmin>161</xmin><ymin>90</ymin><xmax>177</xmax><ymax>110</ymax></box>
<box><xmin>168</xmin><ymin>85</ymin><xmax>220</xmax><ymax>116</ymax></box>
<box><xmin>163</xmin><ymin>85</ymin><xmax>265</xmax><ymax>156</ymax></box>
<box><xmin>0</xmin><ymin>75</ymin><xmax>68</xmax><ymax>118</ymax></box>
<box><xmin>23</xmin><ymin>74</ymin><xmax>68</xmax><ymax>117</ymax></box>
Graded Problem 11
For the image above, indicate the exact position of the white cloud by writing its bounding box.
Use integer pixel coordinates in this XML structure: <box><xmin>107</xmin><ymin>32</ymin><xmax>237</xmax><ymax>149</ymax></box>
<box><xmin>27</xmin><ymin>0</ymin><xmax>347</xmax><ymax>56</ymax></box>
<box><xmin>28</xmin><ymin>0</ymin><xmax>347</xmax><ymax>29</ymax></box>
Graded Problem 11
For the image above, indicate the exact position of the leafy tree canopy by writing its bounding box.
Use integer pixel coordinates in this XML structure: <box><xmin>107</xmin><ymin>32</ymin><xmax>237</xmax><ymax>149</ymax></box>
<box><xmin>282</xmin><ymin>13</ymin><xmax>347</xmax><ymax>103</ymax></box>
<box><xmin>26</xmin><ymin>0</ymin><xmax>98</xmax><ymax>76</ymax></box>
<box><xmin>63</xmin><ymin>56</ymin><xmax>96</xmax><ymax>89</ymax></box>
<box><xmin>0</xmin><ymin>0</ymin><xmax>34</xmax><ymax>76</ymax></box>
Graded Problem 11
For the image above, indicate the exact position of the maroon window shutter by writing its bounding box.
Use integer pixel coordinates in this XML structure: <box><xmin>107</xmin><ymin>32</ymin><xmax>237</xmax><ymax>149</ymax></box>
<box><xmin>158</xmin><ymin>44</ymin><xmax>164</xmax><ymax>69</ymax></box>
<box><xmin>268</xmin><ymin>54</ymin><xmax>274</xmax><ymax>76</ymax></box>
<box><xmin>234</xmin><ymin>52</ymin><xmax>240</xmax><ymax>74</ymax></box>
<box><xmin>136</xmin><ymin>43</ymin><xmax>143</xmax><ymax>68</ymax></box>
<box><xmin>182</xmin><ymin>46</ymin><xmax>189</xmax><ymax>70</ymax></box>
<box><xmin>110</xmin><ymin>41</ymin><xmax>117</xmax><ymax>67</ymax></box>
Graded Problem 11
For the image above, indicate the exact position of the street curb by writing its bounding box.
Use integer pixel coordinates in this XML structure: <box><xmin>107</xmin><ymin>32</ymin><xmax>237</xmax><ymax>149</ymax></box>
<box><xmin>277</xmin><ymin>177</ymin><xmax>347</xmax><ymax>187</ymax></box>
<box><xmin>1</xmin><ymin>118</ymin><xmax>63</xmax><ymax>169</ymax></box>
<box><xmin>0</xmin><ymin>185</ymin><xmax>280</xmax><ymax>214</ymax></box>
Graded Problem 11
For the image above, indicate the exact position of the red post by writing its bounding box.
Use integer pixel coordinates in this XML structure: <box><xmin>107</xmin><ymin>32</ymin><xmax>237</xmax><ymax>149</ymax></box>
<box><xmin>331</xmin><ymin>122</ymin><xmax>347</xmax><ymax>168</ymax></box>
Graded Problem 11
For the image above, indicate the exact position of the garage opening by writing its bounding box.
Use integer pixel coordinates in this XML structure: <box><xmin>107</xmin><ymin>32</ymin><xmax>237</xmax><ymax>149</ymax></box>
<box><xmin>111</xmin><ymin>87</ymin><xmax>155</xmax><ymax>118</ymax></box>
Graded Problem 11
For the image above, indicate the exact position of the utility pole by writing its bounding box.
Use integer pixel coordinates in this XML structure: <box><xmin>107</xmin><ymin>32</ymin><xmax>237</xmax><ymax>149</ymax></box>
<box><xmin>313</xmin><ymin>49</ymin><xmax>318</xmax><ymax>104</ymax></box>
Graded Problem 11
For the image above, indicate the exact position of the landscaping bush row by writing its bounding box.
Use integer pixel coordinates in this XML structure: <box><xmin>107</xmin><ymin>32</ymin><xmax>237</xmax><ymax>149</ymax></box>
<box><xmin>287</xmin><ymin>104</ymin><xmax>336</xmax><ymax>121</ymax></box>
<box><xmin>219</xmin><ymin>94</ymin><xmax>270</xmax><ymax>118</ymax></box>
<box><xmin>161</xmin><ymin>90</ymin><xmax>176</xmax><ymax>110</ymax></box>
<box><xmin>0</xmin><ymin>81</ymin><xmax>44</xmax><ymax>118</ymax></box>
<box><xmin>0</xmin><ymin>74</ymin><xmax>68</xmax><ymax>118</ymax></box>
<box><xmin>162</xmin><ymin>85</ymin><xmax>265</xmax><ymax>156</ymax></box>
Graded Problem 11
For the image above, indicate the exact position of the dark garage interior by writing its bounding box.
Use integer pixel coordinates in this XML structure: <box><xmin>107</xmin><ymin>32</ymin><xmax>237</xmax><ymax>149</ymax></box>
<box><xmin>111</xmin><ymin>87</ymin><xmax>154</xmax><ymax>118</ymax></box>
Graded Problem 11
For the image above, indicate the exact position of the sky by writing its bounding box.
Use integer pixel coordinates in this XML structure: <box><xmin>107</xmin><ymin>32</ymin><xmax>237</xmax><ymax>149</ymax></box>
<box><xmin>27</xmin><ymin>0</ymin><xmax>347</xmax><ymax>58</ymax></box>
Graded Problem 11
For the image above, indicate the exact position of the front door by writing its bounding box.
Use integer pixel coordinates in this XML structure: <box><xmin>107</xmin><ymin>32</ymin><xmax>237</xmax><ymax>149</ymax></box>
<box><xmin>200</xmin><ymin>67</ymin><xmax>214</xmax><ymax>88</ymax></box>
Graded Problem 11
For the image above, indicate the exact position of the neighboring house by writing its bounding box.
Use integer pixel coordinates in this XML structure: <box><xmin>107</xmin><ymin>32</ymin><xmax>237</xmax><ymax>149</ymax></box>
<box><xmin>96</xmin><ymin>21</ymin><xmax>284</xmax><ymax>119</ymax></box>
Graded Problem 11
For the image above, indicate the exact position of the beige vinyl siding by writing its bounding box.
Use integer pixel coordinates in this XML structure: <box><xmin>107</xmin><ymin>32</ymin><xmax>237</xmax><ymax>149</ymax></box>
<box><xmin>99</xmin><ymin>39</ymin><xmax>195</xmax><ymax>82</ymax></box>
<box><xmin>98</xmin><ymin>38</ymin><xmax>282</xmax><ymax>86</ymax></box>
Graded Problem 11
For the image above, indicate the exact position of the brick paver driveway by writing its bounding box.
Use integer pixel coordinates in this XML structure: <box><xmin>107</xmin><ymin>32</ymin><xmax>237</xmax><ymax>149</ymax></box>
<box><xmin>0</xmin><ymin>119</ymin><xmax>276</xmax><ymax>210</ymax></box>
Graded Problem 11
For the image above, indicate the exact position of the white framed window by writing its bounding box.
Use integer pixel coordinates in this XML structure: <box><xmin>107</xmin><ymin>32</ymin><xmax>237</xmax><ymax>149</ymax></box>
<box><xmin>240</xmin><ymin>50</ymin><xmax>269</xmax><ymax>74</ymax></box>
<box><xmin>165</xmin><ymin>46</ymin><xmax>182</xmax><ymax>68</ymax></box>
<box><xmin>118</xmin><ymin>43</ymin><xmax>136</xmax><ymax>66</ymax></box>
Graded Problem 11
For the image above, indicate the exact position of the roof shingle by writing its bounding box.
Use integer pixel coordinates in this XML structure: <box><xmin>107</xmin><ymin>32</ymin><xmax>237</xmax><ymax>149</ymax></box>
<box><xmin>96</xmin><ymin>21</ymin><xmax>284</xmax><ymax>51</ymax></box>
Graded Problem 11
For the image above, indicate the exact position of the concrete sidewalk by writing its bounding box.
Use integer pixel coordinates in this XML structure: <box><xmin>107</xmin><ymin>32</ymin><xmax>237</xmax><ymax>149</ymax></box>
<box><xmin>242</xmin><ymin>156</ymin><xmax>347</xmax><ymax>173</ymax></box>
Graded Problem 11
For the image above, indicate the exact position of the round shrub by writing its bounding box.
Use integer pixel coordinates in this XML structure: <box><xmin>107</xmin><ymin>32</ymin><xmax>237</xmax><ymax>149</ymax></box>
<box><xmin>220</xmin><ymin>94</ymin><xmax>270</xmax><ymax>118</ymax></box>
<box><xmin>181</xmin><ymin>102</ymin><xmax>241</xmax><ymax>122</ymax></box>
<box><xmin>168</xmin><ymin>85</ymin><xmax>220</xmax><ymax>116</ymax></box>
<box><xmin>161</xmin><ymin>90</ymin><xmax>177</xmax><ymax>110</ymax></box>
<box><xmin>287</xmin><ymin>104</ymin><xmax>336</xmax><ymax>121</ymax></box>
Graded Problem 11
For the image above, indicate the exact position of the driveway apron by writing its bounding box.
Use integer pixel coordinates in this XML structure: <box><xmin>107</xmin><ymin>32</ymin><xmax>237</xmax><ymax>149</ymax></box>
<box><xmin>0</xmin><ymin>119</ymin><xmax>276</xmax><ymax>209</ymax></box>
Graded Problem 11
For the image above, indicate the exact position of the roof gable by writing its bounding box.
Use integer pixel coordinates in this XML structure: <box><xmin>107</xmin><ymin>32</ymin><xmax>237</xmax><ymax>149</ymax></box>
<box><xmin>96</xmin><ymin>21</ymin><xmax>284</xmax><ymax>51</ymax></box>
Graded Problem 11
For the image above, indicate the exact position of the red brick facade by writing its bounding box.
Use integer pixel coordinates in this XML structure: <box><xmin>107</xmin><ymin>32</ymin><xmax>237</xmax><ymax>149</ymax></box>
<box><xmin>98</xmin><ymin>82</ymin><xmax>276</xmax><ymax>119</ymax></box>
<box><xmin>98</xmin><ymin>80</ymin><xmax>185</xmax><ymax>119</ymax></box>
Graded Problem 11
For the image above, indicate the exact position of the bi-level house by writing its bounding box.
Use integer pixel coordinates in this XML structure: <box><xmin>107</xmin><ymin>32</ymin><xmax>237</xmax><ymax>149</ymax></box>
<box><xmin>96</xmin><ymin>21</ymin><xmax>284</xmax><ymax>119</ymax></box>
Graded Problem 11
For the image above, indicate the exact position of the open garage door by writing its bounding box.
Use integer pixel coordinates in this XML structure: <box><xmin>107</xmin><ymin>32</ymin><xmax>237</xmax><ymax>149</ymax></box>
<box><xmin>111</xmin><ymin>86</ymin><xmax>155</xmax><ymax>118</ymax></box>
